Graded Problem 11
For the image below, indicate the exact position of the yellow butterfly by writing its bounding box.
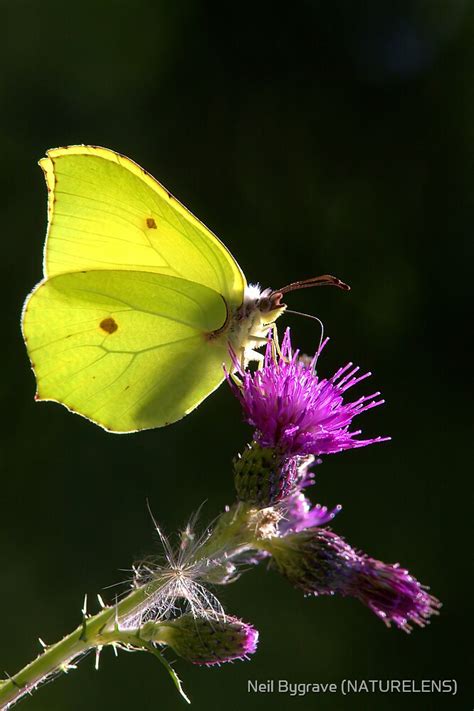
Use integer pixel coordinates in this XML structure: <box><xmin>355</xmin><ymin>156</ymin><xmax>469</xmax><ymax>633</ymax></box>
<box><xmin>22</xmin><ymin>146</ymin><xmax>347</xmax><ymax>433</ymax></box>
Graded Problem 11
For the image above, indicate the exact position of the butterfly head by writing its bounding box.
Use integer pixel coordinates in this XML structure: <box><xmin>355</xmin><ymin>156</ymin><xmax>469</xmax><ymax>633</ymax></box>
<box><xmin>226</xmin><ymin>276</ymin><xmax>349</xmax><ymax>366</ymax></box>
<box><xmin>240</xmin><ymin>284</ymin><xmax>287</xmax><ymax>322</ymax></box>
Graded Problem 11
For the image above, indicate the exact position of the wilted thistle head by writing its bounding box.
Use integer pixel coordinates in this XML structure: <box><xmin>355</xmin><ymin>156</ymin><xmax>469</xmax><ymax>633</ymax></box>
<box><xmin>267</xmin><ymin>528</ymin><xmax>441</xmax><ymax>633</ymax></box>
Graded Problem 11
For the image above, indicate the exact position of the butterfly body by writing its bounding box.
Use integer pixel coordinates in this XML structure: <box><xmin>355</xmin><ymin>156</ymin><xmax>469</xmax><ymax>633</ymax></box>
<box><xmin>226</xmin><ymin>287</ymin><xmax>286</xmax><ymax>363</ymax></box>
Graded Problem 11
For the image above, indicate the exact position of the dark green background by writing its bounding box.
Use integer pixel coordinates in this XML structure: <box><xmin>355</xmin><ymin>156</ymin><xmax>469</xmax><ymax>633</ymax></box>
<box><xmin>1</xmin><ymin>1</ymin><xmax>472</xmax><ymax>709</ymax></box>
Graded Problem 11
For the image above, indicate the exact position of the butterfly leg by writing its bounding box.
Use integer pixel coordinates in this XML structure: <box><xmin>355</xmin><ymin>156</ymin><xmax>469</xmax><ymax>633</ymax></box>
<box><xmin>248</xmin><ymin>334</ymin><xmax>269</xmax><ymax>368</ymax></box>
<box><xmin>248</xmin><ymin>335</ymin><xmax>268</xmax><ymax>345</ymax></box>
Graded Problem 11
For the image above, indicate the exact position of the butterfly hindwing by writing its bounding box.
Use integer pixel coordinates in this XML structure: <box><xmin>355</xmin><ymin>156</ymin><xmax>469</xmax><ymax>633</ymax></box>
<box><xmin>22</xmin><ymin>270</ymin><xmax>230</xmax><ymax>432</ymax></box>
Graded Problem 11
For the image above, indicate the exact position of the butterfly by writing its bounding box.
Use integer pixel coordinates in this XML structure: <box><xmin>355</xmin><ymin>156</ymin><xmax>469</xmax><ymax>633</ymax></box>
<box><xmin>22</xmin><ymin>146</ymin><xmax>348</xmax><ymax>433</ymax></box>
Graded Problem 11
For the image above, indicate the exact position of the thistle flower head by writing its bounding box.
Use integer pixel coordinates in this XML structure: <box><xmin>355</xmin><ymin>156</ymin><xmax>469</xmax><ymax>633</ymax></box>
<box><xmin>158</xmin><ymin>614</ymin><xmax>259</xmax><ymax>666</ymax></box>
<box><xmin>268</xmin><ymin>528</ymin><xmax>440</xmax><ymax>633</ymax></box>
<box><xmin>229</xmin><ymin>329</ymin><xmax>389</xmax><ymax>458</ymax></box>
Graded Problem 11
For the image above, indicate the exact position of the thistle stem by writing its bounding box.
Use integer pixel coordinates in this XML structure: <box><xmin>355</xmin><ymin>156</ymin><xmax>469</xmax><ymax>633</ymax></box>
<box><xmin>0</xmin><ymin>577</ymin><xmax>168</xmax><ymax>710</ymax></box>
<box><xmin>0</xmin><ymin>502</ymin><xmax>264</xmax><ymax>709</ymax></box>
<box><xmin>198</xmin><ymin>502</ymin><xmax>254</xmax><ymax>557</ymax></box>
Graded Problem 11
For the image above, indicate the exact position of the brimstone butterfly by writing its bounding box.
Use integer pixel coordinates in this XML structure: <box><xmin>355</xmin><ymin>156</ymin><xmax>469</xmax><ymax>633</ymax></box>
<box><xmin>22</xmin><ymin>146</ymin><xmax>347</xmax><ymax>433</ymax></box>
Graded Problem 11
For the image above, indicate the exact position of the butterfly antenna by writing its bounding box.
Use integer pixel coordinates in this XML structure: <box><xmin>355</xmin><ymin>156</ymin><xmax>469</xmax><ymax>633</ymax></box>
<box><xmin>277</xmin><ymin>275</ymin><xmax>350</xmax><ymax>295</ymax></box>
<box><xmin>284</xmin><ymin>309</ymin><xmax>326</xmax><ymax>369</ymax></box>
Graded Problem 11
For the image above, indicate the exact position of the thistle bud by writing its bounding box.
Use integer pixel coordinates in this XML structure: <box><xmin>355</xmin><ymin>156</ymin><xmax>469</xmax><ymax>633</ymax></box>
<box><xmin>156</xmin><ymin>614</ymin><xmax>259</xmax><ymax>666</ymax></box>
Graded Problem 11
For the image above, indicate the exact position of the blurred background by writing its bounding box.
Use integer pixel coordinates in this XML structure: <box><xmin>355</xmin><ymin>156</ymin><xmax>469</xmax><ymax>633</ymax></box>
<box><xmin>1</xmin><ymin>1</ymin><xmax>472</xmax><ymax>709</ymax></box>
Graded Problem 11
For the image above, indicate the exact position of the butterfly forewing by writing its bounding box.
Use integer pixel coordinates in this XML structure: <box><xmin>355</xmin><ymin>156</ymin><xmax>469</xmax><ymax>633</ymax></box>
<box><xmin>41</xmin><ymin>146</ymin><xmax>246</xmax><ymax>309</ymax></box>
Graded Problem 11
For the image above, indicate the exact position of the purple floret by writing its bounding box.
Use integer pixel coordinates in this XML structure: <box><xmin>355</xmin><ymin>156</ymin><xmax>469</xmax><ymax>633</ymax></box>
<box><xmin>353</xmin><ymin>557</ymin><xmax>441</xmax><ymax>633</ymax></box>
<box><xmin>279</xmin><ymin>490</ymin><xmax>342</xmax><ymax>534</ymax></box>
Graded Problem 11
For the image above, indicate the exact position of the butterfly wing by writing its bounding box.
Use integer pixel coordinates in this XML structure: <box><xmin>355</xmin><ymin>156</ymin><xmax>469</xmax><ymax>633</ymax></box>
<box><xmin>40</xmin><ymin>145</ymin><xmax>246</xmax><ymax>310</ymax></box>
<box><xmin>22</xmin><ymin>270</ymin><xmax>230</xmax><ymax>432</ymax></box>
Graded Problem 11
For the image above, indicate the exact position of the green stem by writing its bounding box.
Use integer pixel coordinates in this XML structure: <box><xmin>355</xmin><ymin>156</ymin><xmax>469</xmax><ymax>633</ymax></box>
<box><xmin>199</xmin><ymin>501</ymin><xmax>254</xmax><ymax>557</ymax></box>
<box><xmin>0</xmin><ymin>577</ymin><xmax>167</xmax><ymax>710</ymax></box>
<box><xmin>0</xmin><ymin>501</ymin><xmax>270</xmax><ymax>709</ymax></box>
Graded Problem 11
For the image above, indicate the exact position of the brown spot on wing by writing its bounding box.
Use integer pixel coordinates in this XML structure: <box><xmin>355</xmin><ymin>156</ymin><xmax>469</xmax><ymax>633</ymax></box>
<box><xmin>146</xmin><ymin>217</ymin><xmax>157</xmax><ymax>229</ymax></box>
<box><xmin>100</xmin><ymin>317</ymin><xmax>118</xmax><ymax>334</ymax></box>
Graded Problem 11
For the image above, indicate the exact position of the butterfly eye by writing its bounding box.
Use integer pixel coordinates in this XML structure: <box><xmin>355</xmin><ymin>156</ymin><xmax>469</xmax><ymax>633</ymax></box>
<box><xmin>259</xmin><ymin>292</ymin><xmax>284</xmax><ymax>313</ymax></box>
<box><xmin>257</xmin><ymin>296</ymin><xmax>272</xmax><ymax>312</ymax></box>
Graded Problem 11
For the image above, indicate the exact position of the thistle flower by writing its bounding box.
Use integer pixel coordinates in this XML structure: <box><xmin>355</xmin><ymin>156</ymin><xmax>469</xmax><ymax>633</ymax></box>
<box><xmin>267</xmin><ymin>528</ymin><xmax>441</xmax><ymax>633</ymax></box>
<box><xmin>277</xmin><ymin>455</ymin><xmax>342</xmax><ymax>534</ymax></box>
<box><xmin>278</xmin><ymin>489</ymin><xmax>342</xmax><ymax>534</ymax></box>
<box><xmin>157</xmin><ymin>614</ymin><xmax>259</xmax><ymax>666</ymax></box>
<box><xmin>229</xmin><ymin>329</ymin><xmax>389</xmax><ymax>458</ymax></box>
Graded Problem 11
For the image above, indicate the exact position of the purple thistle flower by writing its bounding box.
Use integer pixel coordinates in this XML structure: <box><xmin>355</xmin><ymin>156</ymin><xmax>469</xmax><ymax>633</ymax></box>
<box><xmin>278</xmin><ymin>455</ymin><xmax>342</xmax><ymax>534</ymax></box>
<box><xmin>279</xmin><ymin>490</ymin><xmax>342</xmax><ymax>534</ymax></box>
<box><xmin>268</xmin><ymin>528</ymin><xmax>441</xmax><ymax>633</ymax></box>
<box><xmin>162</xmin><ymin>614</ymin><xmax>259</xmax><ymax>666</ymax></box>
<box><xmin>229</xmin><ymin>329</ymin><xmax>389</xmax><ymax>458</ymax></box>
